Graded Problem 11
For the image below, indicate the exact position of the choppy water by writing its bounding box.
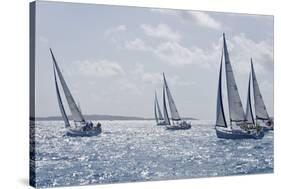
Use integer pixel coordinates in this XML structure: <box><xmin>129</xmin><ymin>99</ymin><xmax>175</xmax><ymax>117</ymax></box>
<box><xmin>33</xmin><ymin>120</ymin><xmax>273</xmax><ymax>188</ymax></box>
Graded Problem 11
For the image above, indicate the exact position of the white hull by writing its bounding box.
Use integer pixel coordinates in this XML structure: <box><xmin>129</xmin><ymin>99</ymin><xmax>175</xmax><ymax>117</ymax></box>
<box><xmin>66</xmin><ymin>127</ymin><xmax>102</xmax><ymax>137</ymax></box>
<box><xmin>166</xmin><ymin>120</ymin><xmax>191</xmax><ymax>130</ymax></box>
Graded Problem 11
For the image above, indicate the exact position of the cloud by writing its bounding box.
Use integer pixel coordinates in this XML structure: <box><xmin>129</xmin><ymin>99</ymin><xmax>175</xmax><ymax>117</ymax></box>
<box><xmin>188</xmin><ymin>11</ymin><xmax>222</xmax><ymax>30</ymax></box>
<box><xmin>77</xmin><ymin>60</ymin><xmax>125</xmax><ymax>77</ymax></box>
<box><xmin>125</xmin><ymin>33</ymin><xmax>273</xmax><ymax>75</ymax></box>
<box><xmin>125</xmin><ymin>38</ymin><xmax>219</xmax><ymax>66</ymax></box>
<box><xmin>141</xmin><ymin>24</ymin><xmax>181</xmax><ymax>41</ymax></box>
<box><xmin>224</xmin><ymin>33</ymin><xmax>273</xmax><ymax>74</ymax></box>
<box><xmin>130</xmin><ymin>63</ymin><xmax>194</xmax><ymax>87</ymax></box>
<box><xmin>142</xmin><ymin>72</ymin><xmax>163</xmax><ymax>84</ymax></box>
<box><xmin>105</xmin><ymin>25</ymin><xmax>127</xmax><ymax>36</ymax></box>
<box><xmin>125</xmin><ymin>38</ymin><xmax>149</xmax><ymax>51</ymax></box>
<box><xmin>150</xmin><ymin>8</ymin><xmax>222</xmax><ymax>30</ymax></box>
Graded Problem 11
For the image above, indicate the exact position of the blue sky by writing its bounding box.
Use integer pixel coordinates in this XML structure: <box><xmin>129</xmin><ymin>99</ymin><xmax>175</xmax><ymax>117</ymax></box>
<box><xmin>35</xmin><ymin>1</ymin><xmax>273</xmax><ymax>120</ymax></box>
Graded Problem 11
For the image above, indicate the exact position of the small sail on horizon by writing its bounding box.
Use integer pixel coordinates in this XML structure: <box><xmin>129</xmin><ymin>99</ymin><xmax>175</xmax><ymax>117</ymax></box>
<box><xmin>163</xmin><ymin>73</ymin><xmax>181</xmax><ymax>121</ymax></box>
<box><xmin>223</xmin><ymin>33</ymin><xmax>246</xmax><ymax>123</ymax></box>
<box><xmin>251</xmin><ymin>59</ymin><xmax>270</xmax><ymax>120</ymax></box>
<box><xmin>163</xmin><ymin>84</ymin><xmax>171</xmax><ymax>125</ymax></box>
<box><xmin>53</xmin><ymin>64</ymin><xmax>70</xmax><ymax>127</ymax></box>
<box><xmin>50</xmin><ymin>48</ymin><xmax>86</xmax><ymax>125</ymax></box>
<box><xmin>245</xmin><ymin>71</ymin><xmax>255</xmax><ymax>125</ymax></box>
<box><xmin>216</xmin><ymin>51</ymin><xmax>227</xmax><ymax>128</ymax></box>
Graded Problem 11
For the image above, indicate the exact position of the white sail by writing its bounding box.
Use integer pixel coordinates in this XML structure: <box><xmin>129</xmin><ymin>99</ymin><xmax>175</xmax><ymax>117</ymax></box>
<box><xmin>251</xmin><ymin>59</ymin><xmax>269</xmax><ymax>120</ymax></box>
<box><xmin>223</xmin><ymin>33</ymin><xmax>245</xmax><ymax>123</ymax></box>
<box><xmin>155</xmin><ymin>92</ymin><xmax>164</xmax><ymax>121</ymax></box>
<box><xmin>154</xmin><ymin>95</ymin><xmax>159</xmax><ymax>124</ymax></box>
<box><xmin>216</xmin><ymin>52</ymin><xmax>227</xmax><ymax>128</ymax></box>
<box><xmin>53</xmin><ymin>66</ymin><xmax>70</xmax><ymax>127</ymax></box>
<box><xmin>50</xmin><ymin>49</ymin><xmax>86</xmax><ymax>124</ymax></box>
<box><xmin>245</xmin><ymin>72</ymin><xmax>255</xmax><ymax>124</ymax></box>
<box><xmin>163</xmin><ymin>73</ymin><xmax>181</xmax><ymax>121</ymax></box>
<box><xmin>163</xmin><ymin>85</ymin><xmax>170</xmax><ymax>125</ymax></box>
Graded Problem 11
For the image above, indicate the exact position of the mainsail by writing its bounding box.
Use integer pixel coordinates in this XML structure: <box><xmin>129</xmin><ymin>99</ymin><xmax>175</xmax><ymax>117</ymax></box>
<box><xmin>216</xmin><ymin>52</ymin><xmax>227</xmax><ymax>128</ymax></box>
<box><xmin>155</xmin><ymin>92</ymin><xmax>164</xmax><ymax>122</ymax></box>
<box><xmin>223</xmin><ymin>33</ymin><xmax>245</xmax><ymax>123</ymax></box>
<box><xmin>245</xmin><ymin>71</ymin><xmax>255</xmax><ymax>124</ymax></box>
<box><xmin>163</xmin><ymin>85</ymin><xmax>171</xmax><ymax>125</ymax></box>
<box><xmin>154</xmin><ymin>94</ymin><xmax>159</xmax><ymax>123</ymax></box>
<box><xmin>163</xmin><ymin>73</ymin><xmax>181</xmax><ymax>121</ymax></box>
<box><xmin>251</xmin><ymin>59</ymin><xmax>269</xmax><ymax>120</ymax></box>
<box><xmin>50</xmin><ymin>48</ymin><xmax>86</xmax><ymax>124</ymax></box>
<box><xmin>53</xmin><ymin>65</ymin><xmax>70</xmax><ymax>127</ymax></box>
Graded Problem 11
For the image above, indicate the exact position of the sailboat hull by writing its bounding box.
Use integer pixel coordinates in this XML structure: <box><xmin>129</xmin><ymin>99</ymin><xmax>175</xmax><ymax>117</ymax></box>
<box><xmin>166</xmin><ymin>120</ymin><xmax>191</xmax><ymax>130</ymax></box>
<box><xmin>66</xmin><ymin>127</ymin><xmax>102</xmax><ymax>137</ymax></box>
<box><xmin>156</xmin><ymin>121</ymin><xmax>167</xmax><ymax>126</ymax></box>
<box><xmin>215</xmin><ymin>127</ymin><xmax>264</xmax><ymax>139</ymax></box>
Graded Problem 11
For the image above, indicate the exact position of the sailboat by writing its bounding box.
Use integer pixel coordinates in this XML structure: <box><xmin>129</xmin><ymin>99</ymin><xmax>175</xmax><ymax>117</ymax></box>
<box><xmin>249</xmin><ymin>59</ymin><xmax>273</xmax><ymax>130</ymax></box>
<box><xmin>154</xmin><ymin>91</ymin><xmax>166</xmax><ymax>125</ymax></box>
<box><xmin>50</xmin><ymin>48</ymin><xmax>102</xmax><ymax>137</ymax></box>
<box><xmin>215</xmin><ymin>34</ymin><xmax>264</xmax><ymax>139</ymax></box>
<box><xmin>162</xmin><ymin>73</ymin><xmax>191</xmax><ymax>130</ymax></box>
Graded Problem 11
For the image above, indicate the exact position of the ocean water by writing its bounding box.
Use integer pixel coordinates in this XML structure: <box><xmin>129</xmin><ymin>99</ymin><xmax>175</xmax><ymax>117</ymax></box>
<box><xmin>33</xmin><ymin>120</ymin><xmax>273</xmax><ymax>187</ymax></box>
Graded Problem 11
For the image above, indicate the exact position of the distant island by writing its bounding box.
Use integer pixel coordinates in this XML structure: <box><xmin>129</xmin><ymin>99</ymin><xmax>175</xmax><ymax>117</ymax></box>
<box><xmin>31</xmin><ymin>114</ymin><xmax>197</xmax><ymax>121</ymax></box>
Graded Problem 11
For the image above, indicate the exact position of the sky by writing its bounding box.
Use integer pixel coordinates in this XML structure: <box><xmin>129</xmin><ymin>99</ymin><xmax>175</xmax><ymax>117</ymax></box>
<box><xmin>34</xmin><ymin>1</ymin><xmax>274</xmax><ymax>120</ymax></box>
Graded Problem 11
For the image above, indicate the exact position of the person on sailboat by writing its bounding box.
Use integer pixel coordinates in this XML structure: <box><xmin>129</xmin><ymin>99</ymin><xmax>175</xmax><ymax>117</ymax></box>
<box><xmin>83</xmin><ymin>121</ymin><xmax>93</xmax><ymax>131</ymax></box>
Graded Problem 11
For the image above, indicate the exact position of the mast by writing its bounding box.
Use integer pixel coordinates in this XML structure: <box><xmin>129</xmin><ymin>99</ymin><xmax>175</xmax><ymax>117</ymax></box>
<box><xmin>216</xmin><ymin>50</ymin><xmax>227</xmax><ymax>128</ymax></box>
<box><xmin>53</xmin><ymin>65</ymin><xmax>70</xmax><ymax>127</ymax></box>
<box><xmin>223</xmin><ymin>33</ymin><xmax>245</xmax><ymax>124</ymax></box>
<box><xmin>251</xmin><ymin>59</ymin><xmax>269</xmax><ymax>120</ymax></box>
<box><xmin>163</xmin><ymin>84</ymin><xmax>170</xmax><ymax>125</ymax></box>
<box><xmin>50</xmin><ymin>48</ymin><xmax>86</xmax><ymax>125</ymax></box>
<box><xmin>163</xmin><ymin>73</ymin><xmax>181</xmax><ymax>121</ymax></box>
<box><xmin>245</xmin><ymin>70</ymin><xmax>255</xmax><ymax>125</ymax></box>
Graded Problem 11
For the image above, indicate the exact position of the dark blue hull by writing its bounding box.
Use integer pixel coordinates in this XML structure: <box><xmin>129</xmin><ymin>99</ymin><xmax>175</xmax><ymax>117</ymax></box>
<box><xmin>216</xmin><ymin>128</ymin><xmax>264</xmax><ymax>140</ymax></box>
<box><xmin>66</xmin><ymin>127</ymin><xmax>102</xmax><ymax>137</ymax></box>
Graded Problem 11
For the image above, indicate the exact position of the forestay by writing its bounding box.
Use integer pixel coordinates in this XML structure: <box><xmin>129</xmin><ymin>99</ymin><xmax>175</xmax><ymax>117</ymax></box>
<box><xmin>216</xmin><ymin>52</ymin><xmax>227</xmax><ymax>128</ymax></box>
<box><xmin>50</xmin><ymin>49</ymin><xmax>86</xmax><ymax>124</ymax></box>
<box><xmin>163</xmin><ymin>73</ymin><xmax>181</xmax><ymax>121</ymax></box>
<box><xmin>223</xmin><ymin>33</ymin><xmax>245</xmax><ymax>123</ymax></box>
<box><xmin>251</xmin><ymin>59</ymin><xmax>269</xmax><ymax>120</ymax></box>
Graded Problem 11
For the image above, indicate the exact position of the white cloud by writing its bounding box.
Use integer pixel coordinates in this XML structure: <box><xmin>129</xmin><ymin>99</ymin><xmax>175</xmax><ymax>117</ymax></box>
<box><xmin>150</xmin><ymin>8</ymin><xmax>222</xmax><ymax>30</ymax></box>
<box><xmin>188</xmin><ymin>11</ymin><xmax>222</xmax><ymax>30</ymax></box>
<box><xmin>141</xmin><ymin>24</ymin><xmax>181</xmax><ymax>41</ymax></box>
<box><xmin>77</xmin><ymin>60</ymin><xmax>125</xmax><ymax>77</ymax></box>
<box><xmin>225</xmin><ymin>33</ymin><xmax>273</xmax><ymax>74</ymax></box>
<box><xmin>105</xmin><ymin>25</ymin><xmax>127</xmax><ymax>36</ymax></box>
<box><xmin>125</xmin><ymin>38</ymin><xmax>150</xmax><ymax>51</ymax></box>
<box><xmin>142</xmin><ymin>72</ymin><xmax>163</xmax><ymax>84</ymax></box>
<box><xmin>125</xmin><ymin>38</ymin><xmax>219</xmax><ymax>66</ymax></box>
<box><xmin>125</xmin><ymin>33</ymin><xmax>273</xmax><ymax>75</ymax></box>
